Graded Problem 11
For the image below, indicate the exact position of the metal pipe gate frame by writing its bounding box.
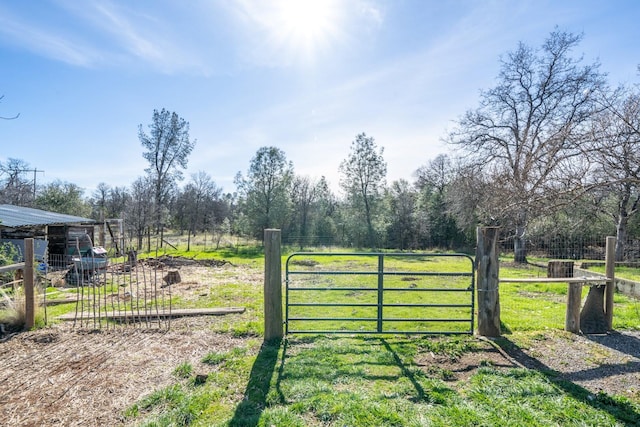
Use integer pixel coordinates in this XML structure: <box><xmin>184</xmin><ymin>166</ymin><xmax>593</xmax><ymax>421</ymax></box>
<box><xmin>285</xmin><ymin>252</ymin><xmax>475</xmax><ymax>335</ymax></box>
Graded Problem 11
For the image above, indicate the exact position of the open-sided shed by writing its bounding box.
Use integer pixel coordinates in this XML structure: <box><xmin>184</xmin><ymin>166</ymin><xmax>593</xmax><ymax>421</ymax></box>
<box><xmin>0</xmin><ymin>204</ymin><xmax>97</xmax><ymax>262</ymax></box>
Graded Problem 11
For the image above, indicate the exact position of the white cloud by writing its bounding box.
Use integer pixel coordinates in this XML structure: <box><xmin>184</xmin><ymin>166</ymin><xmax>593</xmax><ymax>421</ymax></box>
<box><xmin>90</xmin><ymin>2</ymin><xmax>164</xmax><ymax>63</ymax></box>
<box><xmin>56</xmin><ymin>0</ymin><xmax>212</xmax><ymax>74</ymax></box>
<box><xmin>0</xmin><ymin>5</ymin><xmax>102</xmax><ymax>67</ymax></box>
<box><xmin>0</xmin><ymin>1</ymin><xmax>221</xmax><ymax>74</ymax></box>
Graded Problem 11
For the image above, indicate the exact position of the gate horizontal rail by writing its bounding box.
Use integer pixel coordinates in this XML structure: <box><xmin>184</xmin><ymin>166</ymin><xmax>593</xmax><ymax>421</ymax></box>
<box><xmin>285</xmin><ymin>252</ymin><xmax>475</xmax><ymax>335</ymax></box>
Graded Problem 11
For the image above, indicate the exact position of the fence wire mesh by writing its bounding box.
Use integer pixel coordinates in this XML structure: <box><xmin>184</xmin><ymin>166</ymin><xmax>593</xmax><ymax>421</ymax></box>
<box><xmin>498</xmin><ymin>234</ymin><xmax>640</xmax><ymax>263</ymax></box>
<box><xmin>61</xmin><ymin>256</ymin><xmax>173</xmax><ymax>330</ymax></box>
<box><xmin>38</xmin><ymin>234</ymin><xmax>175</xmax><ymax>330</ymax></box>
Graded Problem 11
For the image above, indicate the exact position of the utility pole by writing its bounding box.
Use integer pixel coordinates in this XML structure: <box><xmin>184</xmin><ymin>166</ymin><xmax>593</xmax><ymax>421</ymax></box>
<box><xmin>32</xmin><ymin>168</ymin><xmax>43</xmax><ymax>197</ymax></box>
<box><xmin>17</xmin><ymin>168</ymin><xmax>44</xmax><ymax>197</ymax></box>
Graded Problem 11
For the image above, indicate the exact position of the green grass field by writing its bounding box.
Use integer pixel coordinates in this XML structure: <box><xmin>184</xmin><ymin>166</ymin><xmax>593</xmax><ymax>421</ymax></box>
<box><xmin>125</xmin><ymin>333</ymin><xmax>640</xmax><ymax>426</ymax></box>
<box><xmin>12</xmin><ymin>244</ymin><xmax>640</xmax><ymax>426</ymax></box>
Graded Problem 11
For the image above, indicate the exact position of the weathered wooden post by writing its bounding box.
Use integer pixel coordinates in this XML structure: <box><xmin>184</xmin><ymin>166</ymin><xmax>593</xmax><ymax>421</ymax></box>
<box><xmin>565</xmin><ymin>281</ymin><xmax>582</xmax><ymax>333</ymax></box>
<box><xmin>604</xmin><ymin>236</ymin><xmax>616</xmax><ymax>331</ymax></box>
<box><xmin>264</xmin><ymin>229</ymin><xmax>283</xmax><ymax>341</ymax></box>
<box><xmin>24</xmin><ymin>238</ymin><xmax>36</xmax><ymax>330</ymax></box>
<box><xmin>547</xmin><ymin>260</ymin><xmax>581</xmax><ymax>333</ymax></box>
<box><xmin>476</xmin><ymin>227</ymin><xmax>501</xmax><ymax>337</ymax></box>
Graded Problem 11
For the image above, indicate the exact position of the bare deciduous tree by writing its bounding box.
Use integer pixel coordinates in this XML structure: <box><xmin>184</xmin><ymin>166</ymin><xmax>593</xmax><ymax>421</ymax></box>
<box><xmin>126</xmin><ymin>176</ymin><xmax>154</xmax><ymax>250</ymax></box>
<box><xmin>591</xmin><ymin>85</ymin><xmax>640</xmax><ymax>260</ymax></box>
<box><xmin>448</xmin><ymin>29</ymin><xmax>605</xmax><ymax>262</ymax></box>
<box><xmin>0</xmin><ymin>158</ymin><xmax>34</xmax><ymax>205</ymax></box>
<box><xmin>177</xmin><ymin>171</ymin><xmax>222</xmax><ymax>251</ymax></box>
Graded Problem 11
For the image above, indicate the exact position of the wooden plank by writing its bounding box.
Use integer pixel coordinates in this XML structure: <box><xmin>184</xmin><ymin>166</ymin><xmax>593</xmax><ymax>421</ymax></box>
<box><xmin>499</xmin><ymin>277</ymin><xmax>610</xmax><ymax>284</ymax></box>
<box><xmin>0</xmin><ymin>279</ymin><xmax>23</xmax><ymax>289</ymax></box>
<box><xmin>0</xmin><ymin>262</ymin><xmax>25</xmax><ymax>273</ymax></box>
<box><xmin>41</xmin><ymin>297</ymin><xmax>78</xmax><ymax>306</ymax></box>
<box><xmin>57</xmin><ymin>307</ymin><xmax>245</xmax><ymax>321</ymax></box>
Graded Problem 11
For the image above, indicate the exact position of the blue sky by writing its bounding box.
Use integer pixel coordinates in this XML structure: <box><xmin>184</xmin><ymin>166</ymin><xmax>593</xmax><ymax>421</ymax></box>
<box><xmin>1</xmin><ymin>0</ymin><xmax>639</xmax><ymax>198</ymax></box>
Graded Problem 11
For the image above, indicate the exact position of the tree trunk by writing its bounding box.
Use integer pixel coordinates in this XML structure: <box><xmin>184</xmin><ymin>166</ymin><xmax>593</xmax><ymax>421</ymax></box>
<box><xmin>513</xmin><ymin>225</ymin><xmax>527</xmax><ymax>263</ymax></box>
<box><xmin>363</xmin><ymin>198</ymin><xmax>375</xmax><ymax>248</ymax></box>
<box><xmin>514</xmin><ymin>208</ymin><xmax>528</xmax><ymax>264</ymax></box>
<box><xmin>615</xmin><ymin>214</ymin><xmax>628</xmax><ymax>262</ymax></box>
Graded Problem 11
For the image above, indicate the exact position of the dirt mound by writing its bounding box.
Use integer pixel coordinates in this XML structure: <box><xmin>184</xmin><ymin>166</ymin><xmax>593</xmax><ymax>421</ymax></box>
<box><xmin>142</xmin><ymin>255</ymin><xmax>232</xmax><ymax>269</ymax></box>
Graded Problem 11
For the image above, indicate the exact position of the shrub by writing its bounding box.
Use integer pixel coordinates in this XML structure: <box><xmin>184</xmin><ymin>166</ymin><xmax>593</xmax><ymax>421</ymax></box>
<box><xmin>0</xmin><ymin>286</ymin><xmax>44</xmax><ymax>331</ymax></box>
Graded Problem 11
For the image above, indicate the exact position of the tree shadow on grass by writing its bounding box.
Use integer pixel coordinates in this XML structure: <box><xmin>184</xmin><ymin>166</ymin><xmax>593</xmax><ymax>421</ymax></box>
<box><xmin>228</xmin><ymin>338</ymin><xmax>282</xmax><ymax>427</ymax></box>
<box><xmin>380</xmin><ymin>339</ymin><xmax>427</xmax><ymax>401</ymax></box>
<box><xmin>380</xmin><ymin>338</ymin><xmax>456</xmax><ymax>404</ymax></box>
<box><xmin>494</xmin><ymin>336</ymin><xmax>640</xmax><ymax>427</ymax></box>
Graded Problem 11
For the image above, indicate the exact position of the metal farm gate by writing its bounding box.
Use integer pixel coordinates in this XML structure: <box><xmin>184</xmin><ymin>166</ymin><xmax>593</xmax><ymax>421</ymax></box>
<box><xmin>285</xmin><ymin>252</ymin><xmax>475</xmax><ymax>335</ymax></box>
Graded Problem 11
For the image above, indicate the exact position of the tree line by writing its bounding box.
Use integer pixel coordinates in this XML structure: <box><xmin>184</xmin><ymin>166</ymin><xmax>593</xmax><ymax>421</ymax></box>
<box><xmin>2</xmin><ymin>29</ymin><xmax>640</xmax><ymax>261</ymax></box>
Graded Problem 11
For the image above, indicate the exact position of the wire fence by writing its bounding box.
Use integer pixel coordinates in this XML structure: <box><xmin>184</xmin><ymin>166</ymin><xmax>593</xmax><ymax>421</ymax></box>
<box><xmin>499</xmin><ymin>234</ymin><xmax>640</xmax><ymax>265</ymax></box>
<box><xmin>158</xmin><ymin>231</ymin><xmax>640</xmax><ymax>265</ymax></box>
<box><xmin>55</xmin><ymin>256</ymin><xmax>173</xmax><ymax>330</ymax></box>
<box><xmin>1</xmin><ymin>236</ymin><xmax>174</xmax><ymax>330</ymax></box>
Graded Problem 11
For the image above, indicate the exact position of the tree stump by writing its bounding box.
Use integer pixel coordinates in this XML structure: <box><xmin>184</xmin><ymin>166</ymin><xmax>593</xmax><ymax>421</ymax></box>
<box><xmin>580</xmin><ymin>285</ymin><xmax>607</xmax><ymax>334</ymax></box>
<box><xmin>548</xmin><ymin>260</ymin><xmax>574</xmax><ymax>278</ymax></box>
<box><xmin>163</xmin><ymin>270</ymin><xmax>181</xmax><ymax>286</ymax></box>
<box><xmin>127</xmin><ymin>250</ymin><xmax>138</xmax><ymax>266</ymax></box>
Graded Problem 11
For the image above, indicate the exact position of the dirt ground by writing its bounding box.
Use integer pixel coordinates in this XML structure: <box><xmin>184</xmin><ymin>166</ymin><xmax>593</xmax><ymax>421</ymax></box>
<box><xmin>0</xmin><ymin>319</ymin><xmax>249</xmax><ymax>427</ymax></box>
<box><xmin>1</xmin><ymin>262</ymin><xmax>639</xmax><ymax>426</ymax></box>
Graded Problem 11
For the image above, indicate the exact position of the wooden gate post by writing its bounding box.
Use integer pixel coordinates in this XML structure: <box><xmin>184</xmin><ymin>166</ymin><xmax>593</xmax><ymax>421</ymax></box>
<box><xmin>476</xmin><ymin>227</ymin><xmax>501</xmax><ymax>337</ymax></box>
<box><xmin>565</xmin><ymin>282</ymin><xmax>583</xmax><ymax>333</ymax></box>
<box><xmin>24</xmin><ymin>238</ymin><xmax>36</xmax><ymax>330</ymax></box>
<box><xmin>264</xmin><ymin>229</ymin><xmax>283</xmax><ymax>341</ymax></box>
<box><xmin>604</xmin><ymin>236</ymin><xmax>616</xmax><ymax>331</ymax></box>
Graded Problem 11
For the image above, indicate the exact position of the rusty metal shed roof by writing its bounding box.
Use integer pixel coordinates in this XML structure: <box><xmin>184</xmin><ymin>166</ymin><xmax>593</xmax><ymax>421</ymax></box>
<box><xmin>0</xmin><ymin>204</ymin><xmax>95</xmax><ymax>228</ymax></box>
